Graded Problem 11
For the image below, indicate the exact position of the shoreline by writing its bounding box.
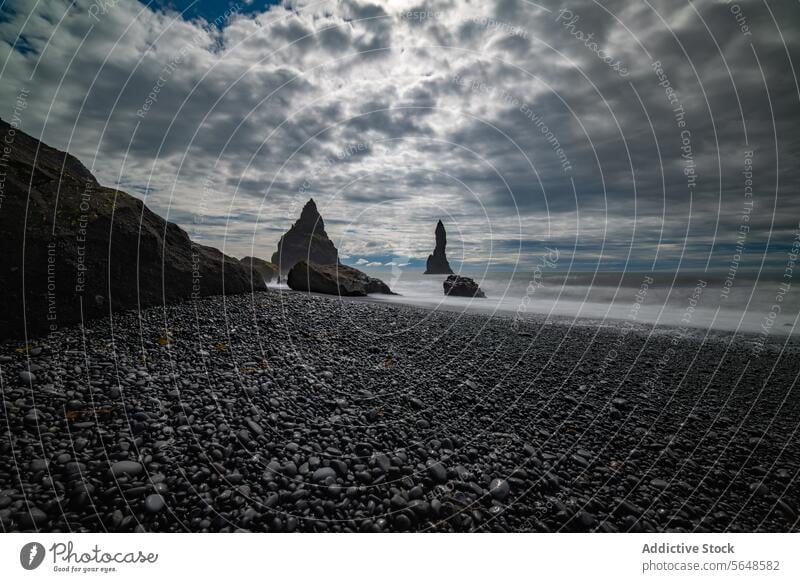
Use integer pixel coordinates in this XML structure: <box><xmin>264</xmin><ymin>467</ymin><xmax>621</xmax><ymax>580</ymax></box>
<box><xmin>275</xmin><ymin>286</ymin><xmax>797</xmax><ymax>347</ymax></box>
<box><xmin>1</xmin><ymin>289</ymin><xmax>798</xmax><ymax>533</ymax></box>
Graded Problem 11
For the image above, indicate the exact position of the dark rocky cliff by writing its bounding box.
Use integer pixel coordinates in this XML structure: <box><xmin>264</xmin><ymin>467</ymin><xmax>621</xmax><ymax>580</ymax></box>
<box><xmin>0</xmin><ymin>118</ymin><xmax>264</xmax><ymax>340</ymax></box>
<box><xmin>241</xmin><ymin>256</ymin><xmax>278</xmax><ymax>283</ymax></box>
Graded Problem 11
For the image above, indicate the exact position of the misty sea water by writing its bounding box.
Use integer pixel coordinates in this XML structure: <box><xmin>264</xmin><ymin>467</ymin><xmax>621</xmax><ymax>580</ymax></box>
<box><xmin>275</xmin><ymin>267</ymin><xmax>798</xmax><ymax>338</ymax></box>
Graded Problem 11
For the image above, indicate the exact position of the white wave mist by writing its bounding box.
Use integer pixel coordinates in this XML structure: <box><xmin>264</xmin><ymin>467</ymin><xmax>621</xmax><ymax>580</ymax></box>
<box><xmin>356</xmin><ymin>267</ymin><xmax>798</xmax><ymax>337</ymax></box>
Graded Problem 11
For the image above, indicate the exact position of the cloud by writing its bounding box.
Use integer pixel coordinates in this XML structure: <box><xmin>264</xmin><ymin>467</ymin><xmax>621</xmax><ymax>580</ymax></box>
<box><xmin>0</xmin><ymin>0</ymin><xmax>798</xmax><ymax>274</ymax></box>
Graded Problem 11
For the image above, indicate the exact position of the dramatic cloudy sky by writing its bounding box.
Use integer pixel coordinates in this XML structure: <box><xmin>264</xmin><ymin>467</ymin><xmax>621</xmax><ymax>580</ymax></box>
<box><xmin>1</xmin><ymin>0</ymin><xmax>799</xmax><ymax>273</ymax></box>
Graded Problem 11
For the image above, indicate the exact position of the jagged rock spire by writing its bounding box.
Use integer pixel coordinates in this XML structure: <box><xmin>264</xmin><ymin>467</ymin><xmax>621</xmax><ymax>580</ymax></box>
<box><xmin>424</xmin><ymin>219</ymin><xmax>454</xmax><ymax>274</ymax></box>
<box><xmin>271</xmin><ymin>198</ymin><xmax>339</xmax><ymax>274</ymax></box>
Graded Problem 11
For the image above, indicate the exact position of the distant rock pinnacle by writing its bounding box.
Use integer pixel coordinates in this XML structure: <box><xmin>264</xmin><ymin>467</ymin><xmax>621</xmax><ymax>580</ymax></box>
<box><xmin>424</xmin><ymin>220</ymin><xmax>454</xmax><ymax>274</ymax></box>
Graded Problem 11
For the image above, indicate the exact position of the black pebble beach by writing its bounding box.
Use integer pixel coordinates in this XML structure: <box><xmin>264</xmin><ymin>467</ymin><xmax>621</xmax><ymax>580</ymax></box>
<box><xmin>1</xmin><ymin>290</ymin><xmax>798</xmax><ymax>532</ymax></box>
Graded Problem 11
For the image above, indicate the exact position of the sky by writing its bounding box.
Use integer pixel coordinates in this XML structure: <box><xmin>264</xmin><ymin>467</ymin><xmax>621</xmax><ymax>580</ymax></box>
<box><xmin>1</xmin><ymin>0</ymin><xmax>799</xmax><ymax>274</ymax></box>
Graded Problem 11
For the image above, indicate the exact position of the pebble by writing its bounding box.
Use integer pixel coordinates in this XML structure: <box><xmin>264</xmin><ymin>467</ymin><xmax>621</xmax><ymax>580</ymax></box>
<box><xmin>19</xmin><ymin>507</ymin><xmax>48</xmax><ymax>529</ymax></box>
<box><xmin>19</xmin><ymin>371</ymin><xmax>36</xmax><ymax>384</ymax></box>
<box><xmin>312</xmin><ymin>467</ymin><xmax>337</xmax><ymax>483</ymax></box>
<box><xmin>145</xmin><ymin>494</ymin><xmax>165</xmax><ymax>513</ymax></box>
<box><xmin>0</xmin><ymin>289</ymin><xmax>796</xmax><ymax>534</ymax></box>
<box><xmin>29</xmin><ymin>459</ymin><xmax>48</xmax><ymax>472</ymax></box>
<box><xmin>489</xmin><ymin>478</ymin><xmax>510</xmax><ymax>501</ymax></box>
<box><xmin>426</xmin><ymin>460</ymin><xmax>447</xmax><ymax>483</ymax></box>
<box><xmin>110</xmin><ymin>461</ymin><xmax>144</xmax><ymax>478</ymax></box>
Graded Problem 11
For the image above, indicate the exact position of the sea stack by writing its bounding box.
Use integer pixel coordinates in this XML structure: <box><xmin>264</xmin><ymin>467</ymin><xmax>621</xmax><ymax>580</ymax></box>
<box><xmin>271</xmin><ymin>198</ymin><xmax>339</xmax><ymax>274</ymax></box>
<box><xmin>424</xmin><ymin>220</ymin><xmax>454</xmax><ymax>274</ymax></box>
<box><xmin>444</xmin><ymin>275</ymin><xmax>486</xmax><ymax>298</ymax></box>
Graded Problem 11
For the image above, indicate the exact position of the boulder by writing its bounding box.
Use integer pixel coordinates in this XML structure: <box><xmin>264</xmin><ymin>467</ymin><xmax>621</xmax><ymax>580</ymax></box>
<box><xmin>424</xmin><ymin>220</ymin><xmax>454</xmax><ymax>274</ymax></box>
<box><xmin>0</xmin><ymin>118</ymin><xmax>265</xmax><ymax>341</ymax></box>
<box><xmin>287</xmin><ymin>261</ymin><xmax>394</xmax><ymax>296</ymax></box>
<box><xmin>241</xmin><ymin>256</ymin><xmax>277</xmax><ymax>283</ymax></box>
<box><xmin>443</xmin><ymin>275</ymin><xmax>486</xmax><ymax>298</ymax></box>
<box><xmin>271</xmin><ymin>199</ymin><xmax>338</xmax><ymax>274</ymax></box>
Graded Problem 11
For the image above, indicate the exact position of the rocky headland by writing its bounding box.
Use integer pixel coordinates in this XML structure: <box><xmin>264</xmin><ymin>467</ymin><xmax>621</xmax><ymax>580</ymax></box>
<box><xmin>241</xmin><ymin>256</ymin><xmax>278</xmax><ymax>283</ymax></box>
<box><xmin>0</xmin><ymin>119</ymin><xmax>263</xmax><ymax>341</ymax></box>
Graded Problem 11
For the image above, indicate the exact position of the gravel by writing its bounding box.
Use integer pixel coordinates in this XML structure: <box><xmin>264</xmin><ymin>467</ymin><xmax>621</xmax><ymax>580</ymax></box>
<box><xmin>0</xmin><ymin>289</ymin><xmax>798</xmax><ymax>533</ymax></box>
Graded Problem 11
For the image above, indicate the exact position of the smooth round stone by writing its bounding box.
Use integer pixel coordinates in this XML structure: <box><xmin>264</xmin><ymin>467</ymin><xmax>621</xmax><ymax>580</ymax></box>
<box><xmin>110</xmin><ymin>461</ymin><xmax>144</xmax><ymax>478</ymax></box>
<box><xmin>245</xmin><ymin>418</ymin><xmax>264</xmax><ymax>436</ymax></box>
<box><xmin>19</xmin><ymin>371</ymin><xmax>36</xmax><ymax>384</ymax></box>
<box><xmin>64</xmin><ymin>462</ymin><xmax>85</xmax><ymax>476</ymax></box>
<box><xmin>393</xmin><ymin>514</ymin><xmax>412</xmax><ymax>531</ymax></box>
<box><xmin>144</xmin><ymin>494</ymin><xmax>165</xmax><ymax>513</ymax></box>
<box><xmin>372</xmin><ymin>453</ymin><xmax>391</xmax><ymax>473</ymax></box>
<box><xmin>312</xmin><ymin>467</ymin><xmax>337</xmax><ymax>483</ymax></box>
<box><xmin>489</xmin><ymin>478</ymin><xmax>510</xmax><ymax>501</ymax></box>
<box><xmin>281</xmin><ymin>461</ymin><xmax>298</xmax><ymax>477</ymax></box>
<box><xmin>23</xmin><ymin>409</ymin><xmax>44</xmax><ymax>424</ymax></box>
<box><xmin>390</xmin><ymin>494</ymin><xmax>407</xmax><ymax>509</ymax></box>
<box><xmin>19</xmin><ymin>507</ymin><xmax>48</xmax><ymax>529</ymax></box>
<box><xmin>577</xmin><ymin>511</ymin><xmax>598</xmax><ymax>530</ymax></box>
<box><xmin>29</xmin><ymin>459</ymin><xmax>48</xmax><ymax>472</ymax></box>
<box><xmin>426</xmin><ymin>460</ymin><xmax>447</xmax><ymax>483</ymax></box>
<box><xmin>650</xmin><ymin>479</ymin><xmax>669</xmax><ymax>490</ymax></box>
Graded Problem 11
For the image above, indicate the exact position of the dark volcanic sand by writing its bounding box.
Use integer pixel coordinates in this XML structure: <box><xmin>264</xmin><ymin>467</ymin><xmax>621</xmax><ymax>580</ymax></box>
<box><xmin>1</xmin><ymin>290</ymin><xmax>798</xmax><ymax>532</ymax></box>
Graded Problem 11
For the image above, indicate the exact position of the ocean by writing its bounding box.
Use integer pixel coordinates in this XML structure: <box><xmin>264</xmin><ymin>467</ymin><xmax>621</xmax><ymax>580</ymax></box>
<box><xmin>274</xmin><ymin>267</ymin><xmax>798</xmax><ymax>338</ymax></box>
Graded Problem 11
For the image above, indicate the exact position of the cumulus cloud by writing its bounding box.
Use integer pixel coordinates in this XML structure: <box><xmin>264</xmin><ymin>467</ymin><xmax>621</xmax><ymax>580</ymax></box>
<box><xmin>1</xmin><ymin>0</ymin><xmax>798</xmax><ymax>273</ymax></box>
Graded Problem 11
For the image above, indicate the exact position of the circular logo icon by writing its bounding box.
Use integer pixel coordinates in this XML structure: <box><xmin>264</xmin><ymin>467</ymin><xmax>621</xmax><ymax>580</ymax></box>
<box><xmin>20</xmin><ymin>542</ymin><xmax>46</xmax><ymax>570</ymax></box>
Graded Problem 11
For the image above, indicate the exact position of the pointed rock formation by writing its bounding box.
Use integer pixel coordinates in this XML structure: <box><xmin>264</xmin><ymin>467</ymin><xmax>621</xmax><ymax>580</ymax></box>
<box><xmin>424</xmin><ymin>220</ymin><xmax>454</xmax><ymax>274</ymax></box>
<box><xmin>271</xmin><ymin>199</ymin><xmax>339</xmax><ymax>274</ymax></box>
<box><xmin>0</xmin><ymin>118</ymin><xmax>264</xmax><ymax>341</ymax></box>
